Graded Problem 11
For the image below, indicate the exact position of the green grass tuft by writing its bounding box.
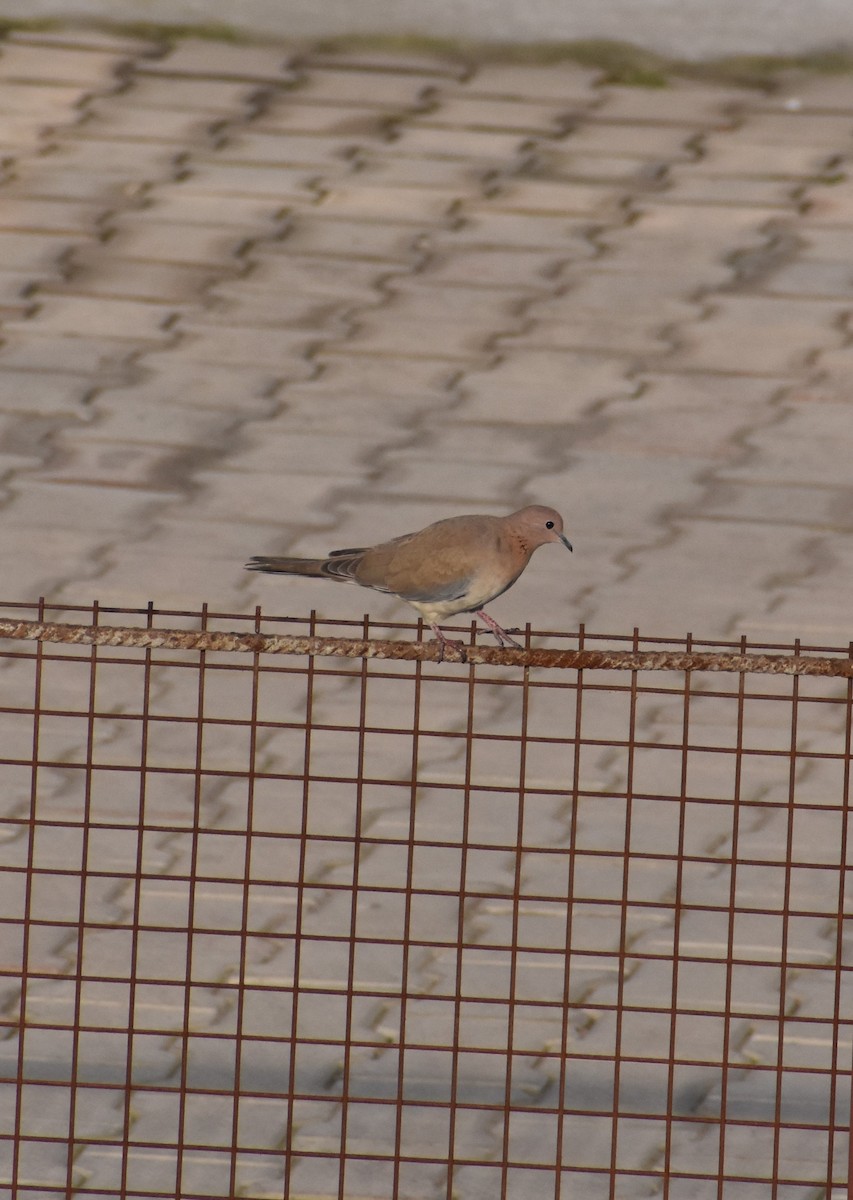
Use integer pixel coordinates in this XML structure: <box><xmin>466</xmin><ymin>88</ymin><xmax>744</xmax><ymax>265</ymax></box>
<box><xmin>1</xmin><ymin>20</ymin><xmax>853</xmax><ymax>93</ymax></box>
<box><xmin>0</xmin><ymin>17</ymin><xmax>65</xmax><ymax>35</ymax></box>
<box><xmin>550</xmin><ymin>38</ymin><xmax>670</xmax><ymax>84</ymax></box>
<box><xmin>0</xmin><ymin>16</ymin><xmax>252</xmax><ymax>46</ymax></box>
<box><xmin>686</xmin><ymin>48</ymin><xmax>853</xmax><ymax>89</ymax></box>
<box><xmin>313</xmin><ymin>33</ymin><xmax>672</xmax><ymax>84</ymax></box>
<box><xmin>115</xmin><ymin>20</ymin><xmax>250</xmax><ymax>44</ymax></box>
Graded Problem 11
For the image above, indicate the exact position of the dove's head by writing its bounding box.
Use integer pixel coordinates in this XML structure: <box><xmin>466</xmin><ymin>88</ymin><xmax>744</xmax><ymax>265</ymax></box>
<box><xmin>508</xmin><ymin>506</ymin><xmax>573</xmax><ymax>553</ymax></box>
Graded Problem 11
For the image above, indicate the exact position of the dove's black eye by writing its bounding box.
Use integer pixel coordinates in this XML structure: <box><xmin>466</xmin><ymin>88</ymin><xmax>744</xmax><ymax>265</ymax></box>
<box><xmin>545</xmin><ymin>520</ymin><xmax>555</xmax><ymax>529</ymax></box>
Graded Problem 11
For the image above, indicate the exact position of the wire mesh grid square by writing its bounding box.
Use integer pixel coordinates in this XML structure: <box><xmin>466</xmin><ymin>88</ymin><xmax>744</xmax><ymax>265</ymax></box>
<box><xmin>0</xmin><ymin>602</ymin><xmax>850</xmax><ymax>1199</ymax></box>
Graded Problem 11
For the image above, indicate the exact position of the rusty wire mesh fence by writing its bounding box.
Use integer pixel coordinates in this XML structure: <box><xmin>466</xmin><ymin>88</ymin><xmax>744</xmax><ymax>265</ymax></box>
<box><xmin>0</xmin><ymin>600</ymin><xmax>850</xmax><ymax>1199</ymax></box>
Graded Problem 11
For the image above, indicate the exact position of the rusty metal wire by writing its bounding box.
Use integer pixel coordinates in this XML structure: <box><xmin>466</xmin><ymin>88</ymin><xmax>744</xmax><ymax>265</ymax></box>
<box><xmin>1</xmin><ymin>613</ymin><xmax>852</xmax><ymax>674</ymax></box>
<box><xmin>0</xmin><ymin>601</ymin><xmax>850</xmax><ymax>1199</ymax></box>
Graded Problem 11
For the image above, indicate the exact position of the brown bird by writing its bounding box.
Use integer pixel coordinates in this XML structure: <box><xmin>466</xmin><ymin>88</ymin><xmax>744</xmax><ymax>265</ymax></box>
<box><xmin>246</xmin><ymin>505</ymin><xmax>572</xmax><ymax>654</ymax></box>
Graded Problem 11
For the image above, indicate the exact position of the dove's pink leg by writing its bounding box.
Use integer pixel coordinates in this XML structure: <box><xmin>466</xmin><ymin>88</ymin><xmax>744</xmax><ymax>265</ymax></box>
<box><xmin>429</xmin><ymin>624</ymin><xmax>467</xmax><ymax>662</ymax></box>
<box><xmin>475</xmin><ymin>609</ymin><xmax>523</xmax><ymax>649</ymax></box>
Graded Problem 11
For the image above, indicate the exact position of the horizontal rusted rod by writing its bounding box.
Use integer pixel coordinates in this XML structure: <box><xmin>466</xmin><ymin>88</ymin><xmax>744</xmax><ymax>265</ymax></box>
<box><xmin>0</xmin><ymin>617</ymin><xmax>851</xmax><ymax>676</ymax></box>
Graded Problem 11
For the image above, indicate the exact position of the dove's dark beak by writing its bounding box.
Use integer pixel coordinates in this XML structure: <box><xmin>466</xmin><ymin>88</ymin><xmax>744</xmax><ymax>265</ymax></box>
<box><xmin>560</xmin><ymin>534</ymin><xmax>573</xmax><ymax>552</ymax></box>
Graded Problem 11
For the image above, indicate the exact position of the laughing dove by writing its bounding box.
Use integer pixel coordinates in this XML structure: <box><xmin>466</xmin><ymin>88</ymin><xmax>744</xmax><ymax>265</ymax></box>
<box><xmin>246</xmin><ymin>505</ymin><xmax>572</xmax><ymax>653</ymax></box>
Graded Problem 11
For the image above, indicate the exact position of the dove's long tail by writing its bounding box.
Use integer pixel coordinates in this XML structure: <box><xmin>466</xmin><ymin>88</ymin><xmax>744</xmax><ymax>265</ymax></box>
<box><xmin>246</xmin><ymin>551</ymin><xmax>365</xmax><ymax>584</ymax></box>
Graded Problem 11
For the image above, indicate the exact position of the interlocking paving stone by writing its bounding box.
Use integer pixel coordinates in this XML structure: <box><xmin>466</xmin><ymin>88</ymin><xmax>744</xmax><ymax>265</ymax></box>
<box><xmin>0</xmin><ymin>198</ymin><xmax>104</xmax><ymax>234</ymax></box>
<box><xmin>455</xmin><ymin>351</ymin><xmax>637</xmax><ymax>423</ymax></box>
<box><xmin>693</xmin><ymin>139</ymin><xmax>839</xmax><ymax>178</ymax></box>
<box><xmin>599</xmin><ymin>202</ymin><xmax>787</xmax><ymax>272</ymax></box>
<box><xmin>124</xmin><ymin>74</ymin><xmax>267</xmax><ymax>113</ymax></box>
<box><xmin>0</xmin><ymin>41</ymin><xmax>130</xmax><ymax>87</ymax></box>
<box><xmin>755</xmin><ymin>256</ymin><xmax>853</xmax><ymax>295</ymax></box>
<box><xmin>134</xmin><ymin>39</ymin><xmax>292</xmax><ymax>82</ymax></box>
<box><xmin>251</xmin><ymin>102</ymin><xmax>391</xmax><ymax>137</ymax></box>
<box><xmin>75</xmin><ymin>105</ymin><xmax>219</xmax><ymax>143</ymax></box>
<box><xmin>0</xmin><ymin>230</ymin><xmax>86</xmax><ymax>273</ymax></box>
<box><xmin>170</xmin><ymin>160</ymin><xmax>320</xmax><ymax>199</ymax></box>
<box><xmin>33</xmin><ymin>137</ymin><xmax>183</xmax><ymax>178</ymax></box>
<box><xmin>799</xmin><ymin>183</ymin><xmax>853</xmax><ymax>227</ymax></box>
<box><xmin>52</xmin><ymin>254</ymin><xmax>221</xmax><ymax>302</ymax></box>
<box><xmin>386</xmin><ymin>124</ymin><xmax>538</xmax><ymax>161</ymax></box>
<box><xmin>101</xmin><ymin>222</ymin><xmax>253</xmax><ymax>267</ymax></box>
<box><xmin>9</xmin><ymin>296</ymin><xmax>176</xmax><ymax>338</ymax></box>
<box><xmin>313</xmin><ymin>181</ymin><xmax>460</xmax><ymax>221</ymax></box>
<box><xmin>294</xmin><ymin>68</ymin><xmax>437</xmax><ymax>107</ymax></box>
<box><xmin>667</xmin><ymin>294</ymin><xmax>847</xmax><ymax>373</ymax></box>
<box><xmin>437</xmin><ymin>211</ymin><xmax>598</xmax><ymax>251</ymax></box>
<box><xmin>353</xmin><ymin>154</ymin><xmax>497</xmax><ymax>187</ymax></box>
<box><xmin>731</xmin><ymin>110</ymin><xmax>853</xmax><ymax>146</ymax></box>
<box><xmin>0</xmin><ymin>335</ymin><xmax>144</xmax><ymax>376</ymax></box>
<box><xmin>555</xmin><ymin>121</ymin><xmax>700</xmax><ymax>161</ymax></box>
<box><xmin>212</xmin><ymin>129</ymin><xmax>364</xmax><ymax>167</ymax></box>
<box><xmin>592</xmin><ymin>82</ymin><xmax>744</xmax><ymax>124</ymax></box>
<box><xmin>480</xmin><ymin>177</ymin><xmax>623</xmax><ymax>216</ymax></box>
<box><xmin>453</xmin><ymin>62</ymin><xmax>600</xmax><ymax>101</ymax></box>
<box><xmin>504</xmin><ymin>272</ymin><xmax>701</xmax><ymax>355</ymax></box>
<box><xmin>0</xmin><ymin>80</ymin><xmax>98</xmax><ymax>116</ymax></box>
<box><xmin>409</xmin><ymin>96</ymin><xmax>571</xmax><ymax>134</ymax></box>
<box><xmin>655</xmin><ymin>170</ymin><xmax>795</xmax><ymax>207</ymax></box>
<box><xmin>587</xmin><ymin>372</ymin><xmax>787</xmax><ymax>461</ymax></box>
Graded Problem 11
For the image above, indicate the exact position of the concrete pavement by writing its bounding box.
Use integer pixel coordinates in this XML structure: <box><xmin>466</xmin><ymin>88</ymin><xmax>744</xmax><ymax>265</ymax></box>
<box><xmin>0</xmin><ymin>30</ymin><xmax>851</xmax><ymax>646</ymax></box>
<box><xmin>0</xmin><ymin>27</ymin><xmax>851</xmax><ymax>1200</ymax></box>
